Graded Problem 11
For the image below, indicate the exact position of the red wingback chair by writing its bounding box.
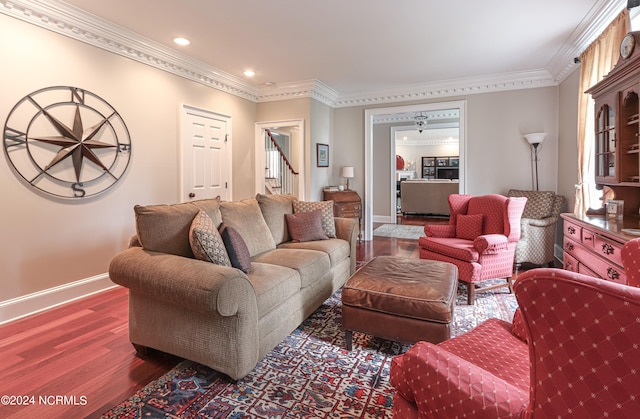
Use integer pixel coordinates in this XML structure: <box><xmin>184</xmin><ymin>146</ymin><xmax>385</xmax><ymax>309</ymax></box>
<box><xmin>390</xmin><ymin>263</ymin><xmax>640</xmax><ymax>418</ymax></box>
<box><xmin>419</xmin><ymin>194</ymin><xmax>527</xmax><ymax>304</ymax></box>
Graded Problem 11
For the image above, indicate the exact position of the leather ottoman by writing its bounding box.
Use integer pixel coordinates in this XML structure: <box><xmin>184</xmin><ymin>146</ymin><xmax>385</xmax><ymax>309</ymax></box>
<box><xmin>342</xmin><ymin>256</ymin><xmax>457</xmax><ymax>350</ymax></box>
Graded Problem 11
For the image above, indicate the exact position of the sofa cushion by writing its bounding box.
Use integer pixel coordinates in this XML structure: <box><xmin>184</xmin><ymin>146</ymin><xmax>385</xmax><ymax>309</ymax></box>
<box><xmin>251</xmin><ymin>248</ymin><xmax>330</xmax><ymax>288</ymax></box>
<box><xmin>134</xmin><ymin>197</ymin><xmax>221</xmax><ymax>258</ymax></box>
<box><xmin>508</xmin><ymin>190</ymin><xmax>554</xmax><ymax>219</ymax></box>
<box><xmin>278</xmin><ymin>238</ymin><xmax>350</xmax><ymax>268</ymax></box>
<box><xmin>293</xmin><ymin>200</ymin><xmax>336</xmax><ymax>238</ymax></box>
<box><xmin>220</xmin><ymin>198</ymin><xmax>276</xmax><ymax>257</ymax></box>
<box><xmin>189</xmin><ymin>210</ymin><xmax>231</xmax><ymax>267</ymax></box>
<box><xmin>285</xmin><ymin>210</ymin><xmax>329</xmax><ymax>242</ymax></box>
<box><xmin>256</xmin><ymin>193</ymin><xmax>296</xmax><ymax>245</ymax></box>
<box><xmin>456</xmin><ymin>214</ymin><xmax>483</xmax><ymax>240</ymax></box>
<box><xmin>219</xmin><ymin>223</ymin><xmax>252</xmax><ymax>273</ymax></box>
<box><xmin>247</xmin><ymin>263</ymin><xmax>301</xmax><ymax>318</ymax></box>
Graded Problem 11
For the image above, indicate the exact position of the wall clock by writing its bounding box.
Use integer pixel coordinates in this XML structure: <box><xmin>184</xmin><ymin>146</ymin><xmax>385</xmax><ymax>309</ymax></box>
<box><xmin>3</xmin><ymin>86</ymin><xmax>131</xmax><ymax>199</ymax></box>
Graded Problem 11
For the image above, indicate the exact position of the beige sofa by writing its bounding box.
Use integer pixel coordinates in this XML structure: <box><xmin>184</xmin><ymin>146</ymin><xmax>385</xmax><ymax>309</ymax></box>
<box><xmin>108</xmin><ymin>194</ymin><xmax>357</xmax><ymax>380</ymax></box>
<box><xmin>400</xmin><ymin>179</ymin><xmax>459</xmax><ymax>215</ymax></box>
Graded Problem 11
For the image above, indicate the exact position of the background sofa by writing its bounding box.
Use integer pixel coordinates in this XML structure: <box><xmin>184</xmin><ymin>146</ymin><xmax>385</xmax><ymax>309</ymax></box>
<box><xmin>109</xmin><ymin>194</ymin><xmax>358</xmax><ymax>380</ymax></box>
<box><xmin>400</xmin><ymin>179</ymin><xmax>460</xmax><ymax>215</ymax></box>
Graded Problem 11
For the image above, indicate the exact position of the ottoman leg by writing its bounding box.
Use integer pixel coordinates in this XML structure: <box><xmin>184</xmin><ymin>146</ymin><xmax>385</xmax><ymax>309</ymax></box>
<box><xmin>345</xmin><ymin>330</ymin><xmax>353</xmax><ymax>351</ymax></box>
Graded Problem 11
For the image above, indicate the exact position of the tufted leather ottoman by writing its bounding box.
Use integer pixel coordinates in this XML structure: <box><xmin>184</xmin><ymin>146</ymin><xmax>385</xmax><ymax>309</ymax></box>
<box><xmin>342</xmin><ymin>256</ymin><xmax>457</xmax><ymax>350</ymax></box>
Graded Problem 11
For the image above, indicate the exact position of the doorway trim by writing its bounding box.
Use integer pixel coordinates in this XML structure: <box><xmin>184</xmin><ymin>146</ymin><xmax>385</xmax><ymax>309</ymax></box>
<box><xmin>364</xmin><ymin>100</ymin><xmax>467</xmax><ymax>241</ymax></box>
<box><xmin>255</xmin><ymin>119</ymin><xmax>306</xmax><ymax>200</ymax></box>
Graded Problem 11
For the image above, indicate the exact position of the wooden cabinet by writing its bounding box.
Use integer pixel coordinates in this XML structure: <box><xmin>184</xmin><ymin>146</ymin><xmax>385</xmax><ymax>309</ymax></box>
<box><xmin>587</xmin><ymin>31</ymin><xmax>640</xmax><ymax>215</ymax></box>
<box><xmin>323</xmin><ymin>190</ymin><xmax>362</xmax><ymax>241</ymax></box>
<box><xmin>560</xmin><ymin>213</ymin><xmax>637</xmax><ymax>284</ymax></box>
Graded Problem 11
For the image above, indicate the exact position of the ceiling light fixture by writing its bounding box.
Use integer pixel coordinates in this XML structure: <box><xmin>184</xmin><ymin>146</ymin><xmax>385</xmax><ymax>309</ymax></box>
<box><xmin>244</xmin><ymin>70</ymin><xmax>256</xmax><ymax>77</ymax></box>
<box><xmin>415</xmin><ymin>112</ymin><xmax>428</xmax><ymax>133</ymax></box>
<box><xmin>173</xmin><ymin>37</ymin><xmax>190</xmax><ymax>46</ymax></box>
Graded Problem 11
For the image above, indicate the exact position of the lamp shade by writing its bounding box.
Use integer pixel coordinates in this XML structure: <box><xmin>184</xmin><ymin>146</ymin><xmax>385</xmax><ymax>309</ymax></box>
<box><xmin>340</xmin><ymin>166</ymin><xmax>354</xmax><ymax>178</ymax></box>
<box><xmin>524</xmin><ymin>133</ymin><xmax>547</xmax><ymax>145</ymax></box>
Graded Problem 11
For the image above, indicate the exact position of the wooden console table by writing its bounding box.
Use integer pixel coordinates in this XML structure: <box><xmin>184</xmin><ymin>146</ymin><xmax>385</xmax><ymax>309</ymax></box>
<box><xmin>561</xmin><ymin>213</ymin><xmax>639</xmax><ymax>285</ymax></box>
<box><xmin>323</xmin><ymin>189</ymin><xmax>362</xmax><ymax>242</ymax></box>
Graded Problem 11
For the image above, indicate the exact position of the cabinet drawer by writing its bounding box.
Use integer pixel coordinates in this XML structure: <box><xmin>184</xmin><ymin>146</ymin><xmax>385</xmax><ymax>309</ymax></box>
<box><xmin>563</xmin><ymin>253</ymin><xmax>579</xmax><ymax>273</ymax></box>
<box><xmin>594</xmin><ymin>236</ymin><xmax>624</xmax><ymax>266</ymax></box>
<box><xmin>581</xmin><ymin>230</ymin><xmax>595</xmax><ymax>248</ymax></box>
<box><xmin>582</xmin><ymin>255</ymin><xmax>626</xmax><ymax>284</ymax></box>
<box><xmin>578</xmin><ymin>263</ymin><xmax>598</xmax><ymax>278</ymax></box>
<box><xmin>563</xmin><ymin>221</ymin><xmax>582</xmax><ymax>241</ymax></box>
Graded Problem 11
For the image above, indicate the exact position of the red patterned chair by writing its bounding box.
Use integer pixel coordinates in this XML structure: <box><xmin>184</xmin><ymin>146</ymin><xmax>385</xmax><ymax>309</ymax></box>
<box><xmin>419</xmin><ymin>194</ymin><xmax>527</xmax><ymax>304</ymax></box>
<box><xmin>622</xmin><ymin>237</ymin><xmax>640</xmax><ymax>286</ymax></box>
<box><xmin>390</xmin><ymin>266</ymin><xmax>640</xmax><ymax>418</ymax></box>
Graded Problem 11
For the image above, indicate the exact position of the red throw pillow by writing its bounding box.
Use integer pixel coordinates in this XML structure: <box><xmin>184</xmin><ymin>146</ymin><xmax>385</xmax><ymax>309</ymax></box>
<box><xmin>218</xmin><ymin>223</ymin><xmax>252</xmax><ymax>273</ymax></box>
<box><xmin>285</xmin><ymin>210</ymin><xmax>329</xmax><ymax>242</ymax></box>
<box><xmin>456</xmin><ymin>214</ymin><xmax>484</xmax><ymax>240</ymax></box>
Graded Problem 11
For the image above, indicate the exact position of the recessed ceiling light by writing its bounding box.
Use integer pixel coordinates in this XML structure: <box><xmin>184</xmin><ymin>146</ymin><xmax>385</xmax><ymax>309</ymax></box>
<box><xmin>244</xmin><ymin>70</ymin><xmax>256</xmax><ymax>77</ymax></box>
<box><xmin>173</xmin><ymin>37</ymin><xmax>190</xmax><ymax>46</ymax></box>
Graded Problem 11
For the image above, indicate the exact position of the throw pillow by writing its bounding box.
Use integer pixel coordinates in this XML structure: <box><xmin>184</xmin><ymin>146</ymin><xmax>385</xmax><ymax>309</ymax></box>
<box><xmin>219</xmin><ymin>223</ymin><xmax>252</xmax><ymax>274</ymax></box>
<box><xmin>220</xmin><ymin>198</ymin><xmax>276</xmax><ymax>257</ymax></box>
<box><xmin>189</xmin><ymin>210</ymin><xmax>231</xmax><ymax>267</ymax></box>
<box><xmin>285</xmin><ymin>210</ymin><xmax>329</xmax><ymax>242</ymax></box>
<box><xmin>456</xmin><ymin>214</ymin><xmax>484</xmax><ymax>240</ymax></box>
<box><xmin>293</xmin><ymin>200</ymin><xmax>336</xmax><ymax>238</ymax></box>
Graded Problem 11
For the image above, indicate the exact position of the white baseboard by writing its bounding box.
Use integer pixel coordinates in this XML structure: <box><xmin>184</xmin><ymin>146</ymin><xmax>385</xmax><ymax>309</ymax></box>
<box><xmin>0</xmin><ymin>274</ymin><xmax>117</xmax><ymax>325</ymax></box>
<box><xmin>373</xmin><ymin>215</ymin><xmax>394</xmax><ymax>224</ymax></box>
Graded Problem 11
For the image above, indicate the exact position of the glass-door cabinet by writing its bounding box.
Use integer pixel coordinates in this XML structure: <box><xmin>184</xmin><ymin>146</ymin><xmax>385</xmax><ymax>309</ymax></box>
<box><xmin>594</xmin><ymin>93</ymin><xmax>618</xmax><ymax>184</ymax></box>
<box><xmin>619</xmin><ymin>88</ymin><xmax>640</xmax><ymax>184</ymax></box>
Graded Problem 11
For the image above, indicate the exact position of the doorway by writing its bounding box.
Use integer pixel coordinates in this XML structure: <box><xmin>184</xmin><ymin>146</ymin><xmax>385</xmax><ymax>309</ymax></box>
<box><xmin>364</xmin><ymin>100</ymin><xmax>467</xmax><ymax>241</ymax></box>
<box><xmin>254</xmin><ymin>119</ymin><xmax>306</xmax><ymax>200</ymax></box>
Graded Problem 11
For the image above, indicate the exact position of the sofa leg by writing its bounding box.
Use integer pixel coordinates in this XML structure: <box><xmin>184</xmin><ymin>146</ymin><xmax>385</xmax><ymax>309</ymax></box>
<box><xmin>132</xmin><ymin>343</ymin><xmax>150</xmax><ymax>356</ymax></box>
<box><xmin>345</xmin><ymin>330</ymin><xmax>353</xmax><ymax>351</ymax></box>
<box><xmin>467</xmin><ymin>283</ymin><xmax>475</xmax><ymax>305</ymax></box>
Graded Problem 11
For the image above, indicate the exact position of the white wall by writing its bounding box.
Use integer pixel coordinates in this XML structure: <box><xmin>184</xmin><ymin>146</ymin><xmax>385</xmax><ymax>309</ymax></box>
<box><xmin>0</xmin><ymin>14</ymin><xmax>256</xmax><ymax>317</ymax></box>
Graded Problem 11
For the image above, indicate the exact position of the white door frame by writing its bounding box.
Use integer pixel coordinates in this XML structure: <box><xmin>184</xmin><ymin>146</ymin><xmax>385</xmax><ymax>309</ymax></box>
<box><xmin>255</xmin><ymin>119</ymin><xmax>306</xmax><ymax>200</ymax></box>
<box><xmin>364</xmin><ymin>100</ymin><xmax>467</xmax><ymax>241</ymax></box>
<box><xmin>180</xmin><ymin>104</ymin><xmax>232</xmax><ymax>202</ymax></box>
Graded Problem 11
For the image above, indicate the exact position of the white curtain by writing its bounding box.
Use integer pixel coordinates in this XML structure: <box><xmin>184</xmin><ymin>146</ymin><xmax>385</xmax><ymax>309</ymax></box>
<box><xmin>575</xmin><ymin>10</ymin><xmax>630</xmax><ymax>215</ymax></box>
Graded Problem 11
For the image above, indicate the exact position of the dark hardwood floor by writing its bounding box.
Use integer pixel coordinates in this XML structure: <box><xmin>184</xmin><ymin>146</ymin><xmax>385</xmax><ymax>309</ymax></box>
<box><xmin>0</xmin><ymin>215</ymin><xmax>441</xmax><ymax>418</ymax></box>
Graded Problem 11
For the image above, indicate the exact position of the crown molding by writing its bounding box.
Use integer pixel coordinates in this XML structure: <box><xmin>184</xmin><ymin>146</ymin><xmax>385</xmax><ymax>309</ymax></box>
<box><xmin>547</xmin><ymin>0</ymin><xmax>626</xmax><ymax>83</ymax></box>
<box><xmin>333</xmin><ymin>70</ymin><xmax>556</xmax><ymax>108</ymax></box>
<box><xmin>1</xmin><ymin>0</ymin><xmax>622</xmax><ymax>108</ymax></box>
<box><xmin>0</xmin><ymin>0</ymin><xmax>260</xmax><ymax>101</ymax></box>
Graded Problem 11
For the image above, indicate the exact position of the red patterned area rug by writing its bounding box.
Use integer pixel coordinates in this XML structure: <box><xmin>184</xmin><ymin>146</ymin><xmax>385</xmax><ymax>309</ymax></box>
<box><xmin>101</xmin><ymin>286</ymin><xmax>516</xmax><ymax>419</ymax></box>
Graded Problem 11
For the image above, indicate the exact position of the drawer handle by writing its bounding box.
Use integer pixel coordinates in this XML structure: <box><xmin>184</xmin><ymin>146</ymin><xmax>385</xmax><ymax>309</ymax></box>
<box><xmin>565</xmin><ymin>242</ymin><xmax>574</xmax><ymax>251</ymax></box>
<box><xmin>584</xmin><ymin>236</ymin><xmax>592</xmax><ymax>241</ymax></box>
<box><xmin>601</xmin><ymin>243</ymin><xmax>615</xmax><ymax>255</ymax></box>
<box><xmin>565</xmin><ymin>260</ymin><xmax>573</xmax><ymax>270</ymax></box>
<box><xmin>607</xmin><ymin>267</ymin><xmax>620</xmax><ymax>280</ymax></box>
<box><xmin>568</xmin><ymin>226</ymin><xmax>576</xmax><ymax>235</ymax></box>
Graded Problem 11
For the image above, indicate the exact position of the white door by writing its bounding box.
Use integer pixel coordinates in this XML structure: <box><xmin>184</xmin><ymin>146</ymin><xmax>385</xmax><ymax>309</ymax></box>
<box><xmin>182</xmin><ymin>106</ymin><xmax>231</xmax><ymax>201</ymax></box>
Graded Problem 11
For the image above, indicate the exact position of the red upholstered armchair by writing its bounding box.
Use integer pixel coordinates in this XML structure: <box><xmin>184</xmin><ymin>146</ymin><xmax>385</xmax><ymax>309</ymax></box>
<box><xmin>419</xmin><ymin>194</ymin><xmax>527</xmax><ymax>304</ymax></box>
<box><xmin>390</xmin><ymin>266</ymin><xmax>640</xmax><ymax>418</ymax></box>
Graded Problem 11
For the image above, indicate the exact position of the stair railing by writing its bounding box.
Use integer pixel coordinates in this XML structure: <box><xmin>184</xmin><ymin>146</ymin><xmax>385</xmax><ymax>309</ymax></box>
<box><xmin>264</xmin><ymin>129</ymin><xmax>299</xmax><ymax>196</ymax></box>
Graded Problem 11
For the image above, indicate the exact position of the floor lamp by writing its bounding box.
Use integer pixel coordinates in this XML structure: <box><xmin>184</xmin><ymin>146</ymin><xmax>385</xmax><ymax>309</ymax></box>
<box><xmin>524</xmin><ymin>133</ymin><xmax>546</xmax><ymax>191</ymax></box>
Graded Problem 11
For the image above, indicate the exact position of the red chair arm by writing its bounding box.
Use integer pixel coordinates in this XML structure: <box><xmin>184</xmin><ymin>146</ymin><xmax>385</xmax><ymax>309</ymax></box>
<box><xmin>473</xmin><ymin>234</ymin><xmax>509</xmax><ymax>253</ymax></box>
<box><xmin>398</xmin><ymin>341</ymin><xmax>528</xmax><ymax>418</ymax></box>
<box><xmin>424</xmin><ymin>224</ymin><xmax>455</xmax><ymax>237</ymax></box>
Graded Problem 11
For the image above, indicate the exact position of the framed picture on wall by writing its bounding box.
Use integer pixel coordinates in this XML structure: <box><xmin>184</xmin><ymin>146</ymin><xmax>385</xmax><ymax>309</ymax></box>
<box><xmin>317</xmin><ymin>143</ymin><xmax>329</xmax><ymax>167</ymax></box>
<box><xmin>436</xmin><ymin>158</ymin><xmax>449</xmax><ymax>167</ymax></box>
<box><xmin>449</xmin><ymin>157</ymin><xmax>459</xmax><ymax>167</ymax></box>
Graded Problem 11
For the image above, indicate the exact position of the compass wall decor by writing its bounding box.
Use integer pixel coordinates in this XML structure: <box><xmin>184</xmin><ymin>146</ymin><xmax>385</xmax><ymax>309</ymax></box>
<box><xmin>3</xmin><ymin>86</ymin><xmax>132</xmax><ymax>199</ymax></box>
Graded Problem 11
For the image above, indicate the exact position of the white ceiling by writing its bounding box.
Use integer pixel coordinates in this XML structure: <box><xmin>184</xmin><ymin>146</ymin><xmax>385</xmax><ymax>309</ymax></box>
<box><xmin>11</xmin><ymin>0</ymin><xmax>629</xmax><ymax>105</ymax></box>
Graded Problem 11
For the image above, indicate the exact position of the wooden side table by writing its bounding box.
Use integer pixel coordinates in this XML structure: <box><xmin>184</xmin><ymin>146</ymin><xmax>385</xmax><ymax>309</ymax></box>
<box><xmin>323</xmin><ymin>189</ymin><xmax>362</xmax><ymax>242</ymax></box>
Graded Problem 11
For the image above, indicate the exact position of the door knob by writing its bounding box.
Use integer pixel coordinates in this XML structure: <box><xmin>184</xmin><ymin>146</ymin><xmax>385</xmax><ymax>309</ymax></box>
<box><xmin>189</xmin><ymin>192</ymin><xmax>195</xmax><ymax>198</ymax></box>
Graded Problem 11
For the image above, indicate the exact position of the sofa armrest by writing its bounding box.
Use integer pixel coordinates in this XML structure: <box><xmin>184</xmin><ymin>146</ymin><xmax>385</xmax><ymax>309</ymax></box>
<box><xmin>334</xmin><ymin>217</ymin><xmax>358</xmax><ymax>274</ymax></box>
<box><xmin>109</xmin><ymin>247</ymin><xmax>257</xmax><ymax>317</ymax></box>
<box><xmin>474</xmin><ymin>234</ymin><xmax>509</xmax><ymax>253</ymax></box>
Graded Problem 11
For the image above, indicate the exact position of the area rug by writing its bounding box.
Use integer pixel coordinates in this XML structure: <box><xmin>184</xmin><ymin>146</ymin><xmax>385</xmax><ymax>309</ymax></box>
<box><xmin>101</xmin><ymin>286</ymin><xmax>517</xmax><ymax>419</ymax></box>
<box><xmin>372</xmin><ymin>224</ymin><xmax>425</xmax><ymax>240</ymax></box>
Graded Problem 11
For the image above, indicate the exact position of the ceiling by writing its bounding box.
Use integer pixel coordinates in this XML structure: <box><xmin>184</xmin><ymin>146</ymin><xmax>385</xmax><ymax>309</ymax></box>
<box><xmin>13</xmin><ymin>0</ymin><xmax>629</xmax><ymax>105</ymax></box>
